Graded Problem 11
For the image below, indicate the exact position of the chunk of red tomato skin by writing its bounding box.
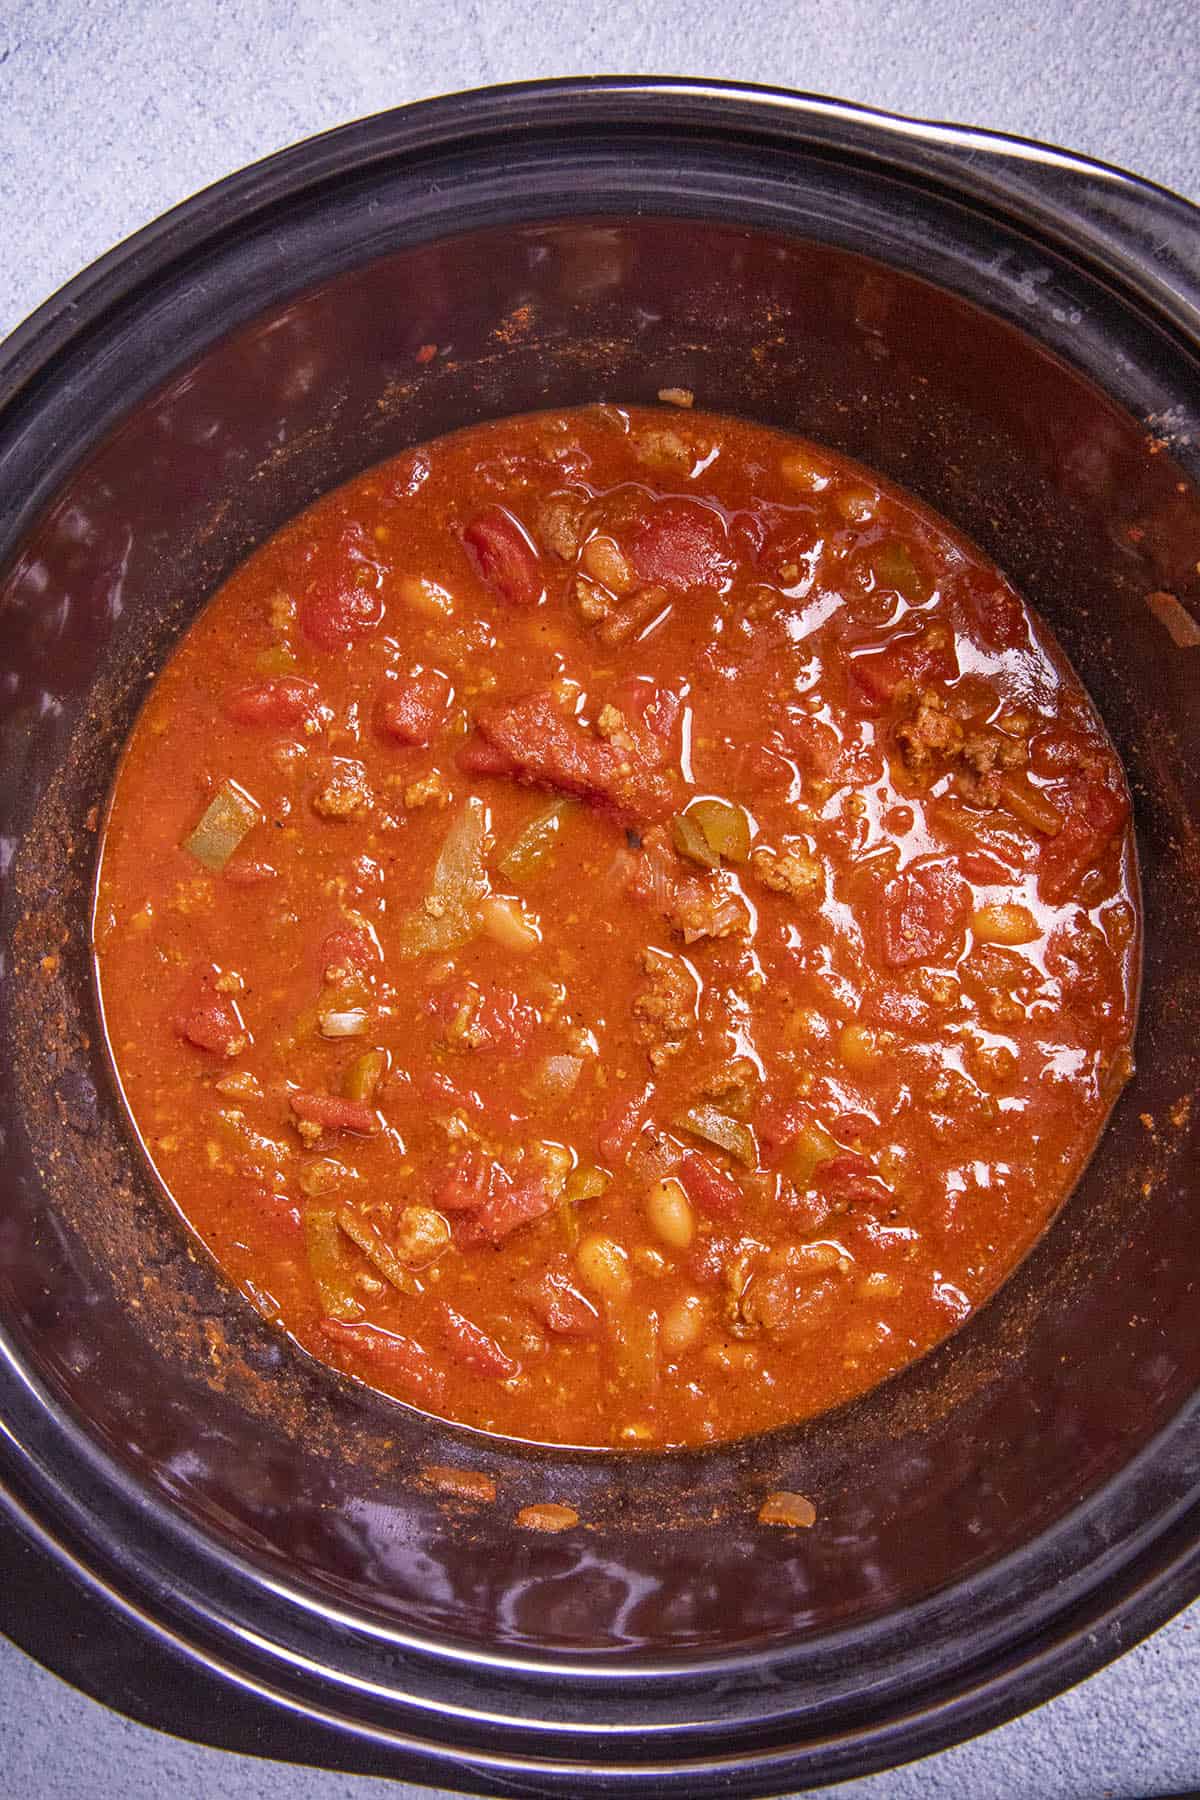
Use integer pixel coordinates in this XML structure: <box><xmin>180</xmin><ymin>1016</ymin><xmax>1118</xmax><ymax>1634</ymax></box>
<box><xmin>960</xmin><ymin>577</ymin><xmax>1032</xmax><ymax>652</ymax></box>
<box><xmin>459</xmin><ymin>690</ymin><xmax>673</xmax><ymax>821</ymax></box>
<box><xmin>755</xmin><ymin>510</ymin><xmax>823</xmax><ymax>586</ymax></box>
<box><xmin>784</xmin><ymin>711</ymin><xmax>884</xmax><ymax>787</ymax></box>
<box><xmin>436</xmin><ymin>1149</ymin><xmax>505</xmax><ymax>1213</ymax></box>
<box><xmin>289</xmin><ymin>1091</ymin><xmax>381</xmax><ymax>1136</ymax></box>
<box><xmin>426</xmin><ymin>979</ymin><xmax>538</xmax><ymax>1057</ymax></box>
<box><xmin>457</xmin><ymin>1177</ymin><xmax>555</xmax><ymax>1247</ymax></box>
<box><xmin>630</xmin><ymin>498</ymin><xmax>733</xmax><ymax>592</ymax></box>
<box><xmin>597</xmin><ymin>1080</ymin><xmax>655</xmax><ymax>1165</ymax></box>
<box><xmin>460</xmin><ymin>693</ymin><xmax>619</xmax><ymax>796</ymax></box>
<box><xmin>320</xmin><ymin>1319</ymin><xmax>446</xmax><ymax>1403</ymax></box>
<box><xmin>420</xmin><ymin>1069</ymin><xmax>487</xmax><ymax>1117</ymax></box>
<box><xmin>523</xmin><ymin>1269</ymin><xmax>600</xmax><ymax>1337</ymax></box>
<box><xmin>755</xmin><ymin>1097</ymin><xmax>811</xmax><ymax>1165</ymax></box>
<box><xmin>225</xmin><ymin>676</ymin><xmax>324</xmax><ymax>729</ymax></box>
<box><xmin>814</xmin><ymin>1151</ymin><xmax>891</xmax><ymax>1209</ymax></box>
<box><xmin>318</xmin><ymin>923</ymin><xmax>379</xmax><ymax>982</ymax></box>
<box><xmin>298</xmin><ymin>528</ymin><xmax>385</xmax><ymax>649</ymax></box>
<box><xmin>878</xmin><ymin>859</ymin><xmax>971</xmax><ymax>968</ymax></box>
<box><xmin>609</xmin><ymin>678</ymin><xmax>683</xmax><ymax>763</ymax></box>
<box><xmin>376</xmin><ymin>668</ymin><xmax>453</xmax><ymax>746</ymax></box>
<box><xmin>222</xmin><ymin>856</ymin><xmax>279</xmax><ymax>887</ymax></box>
<box><xmin>1024</xmin><ymin>756</ymin><xmax>1129</xmax><ymax>903</ymax></box>
<box><xmin>240</xmin><ymin>1184</ymin><xmax>304</xmax><ymax>1236</ymax></box>
<box><xmin>848</xmin><ymin>630</ymin><xmax>959</xmax><ymax>712</ymax></box>
<box><xmin>687</xmin><ymin>1231</ymin><xmax>737</xmax><ymax>1287</ymax></box>
<box><xmin>678</xmin><ymin>1149</ymin><xmax>745</xmax><ymax>1221</ymax></box>
<box><xmin>462</xmin><ymin>505</ymin><xmax>545</xmax><ymax>607</ymax></box>
<box><xmin>438</xmin><ymin>1303</ymin><xmax>518</xmax><ymax>1379</ymax></box>
<box><xmin>174</xmin><ymin>970</ymin><xmax>246</xmax><ymax>1056</ymax></box>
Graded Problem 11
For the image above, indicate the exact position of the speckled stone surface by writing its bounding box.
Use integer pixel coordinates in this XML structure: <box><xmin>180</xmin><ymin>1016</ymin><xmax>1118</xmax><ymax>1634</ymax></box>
<box><xmin>1</xmin><ymin>2</ymin><xmax>1198</xmax><ymax>1795</ymax></box>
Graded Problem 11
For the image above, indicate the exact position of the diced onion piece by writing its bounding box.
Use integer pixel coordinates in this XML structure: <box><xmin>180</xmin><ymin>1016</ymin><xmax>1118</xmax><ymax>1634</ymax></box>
<box><xmin>344</xmin><ymin>1048</ymin><xmax>387</xmax><ymax>1102</ymax></box>
<box><xmin>336</xmin><ymin>1206</ymin><xmax>421</xmax><ymax>1293</ymax></box>
<box><xmin>319</xmin><ymin>1008</ymin><xmax>369</xmax><ymax>1038</ymax></box>
<box><xmin>758</xmin><ymin>1490</ymin><xmax>817</xmax><ymax>1528</ymax></box>
<box><xmin>299</xmin><ymin>1157</ymin><xmax>351</xmax><ymax>1199</ymax></box>
<box><xmin>997</xmin><ymin>773</ymin><xmax>1063</xmax><ymax>837</ymax></box>
<box><xmin>677</xmin><ymin>1103</ymin><xmax>758</xmax><ymax>1168</ymax></box>
<box><xmin>539</xmin><ymin>1053</ymin><xmax>584</xmax><ymax>1096</ymax></box>
<box><xmin>614</xmin><ymin>1306</ymin><xmax>660</xmax><ymax>1389</ymax></box>
<box><xmin>672</xmin><ymin>811</ymin><xmax>718</xmax><ymax>868</ymax></box>
<box><xmin>482</xmin><ymin>894</ymin><xmax>540</xmax><ymax>952</ymax></box>
<box><xmin>303</xmin><ymin>1206</ymin><xmax>362</xmax><ymax>1320</ymax></box>
<box><xmin>972</xmin><ymin>902</ymin><xmax>1040</xmax><ymax>945</ymax></box>
<box><xmin>255</xmin><ymin>645</ymin><xmax>297</xmax><ymax>675</ymax></box>
<box><xmin>184</xmin><ymin>780</ymin><xmax>260</xmax><ymax>871</ymax></box>
<box><xmin>397</xmin><ymin>796</ymin><xmax>489</xmax><ymax>957</ymax></box>
<box><xmin>498</xmin><ymin>799</ymin><xmax>574</xmax><ymax>882</ymax></box>
<box><xmin>782</xmin><ymin>1117</ymin><xmax>838</xmax><ymax>1188</ymax></box>
<box><xmin>564</xmin><ymin>1164</ymin><xmax>610</xmax><ymax>1204</ymax></box>
<box><xmin>869</xmin><ymin>539</ymin><xmax>929</xmax><ymax>602</ymax></box>
<box><xmin>690</xmin><ymin>797</ymin><xmax>752</xmax><ymax>864</ymax></box>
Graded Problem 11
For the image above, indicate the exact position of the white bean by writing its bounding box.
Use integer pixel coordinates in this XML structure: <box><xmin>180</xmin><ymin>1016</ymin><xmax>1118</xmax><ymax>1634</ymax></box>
<box><xmin>661</xmin><ymin>1293</ymin><xmax>706</xmax><ymax>1358</ymax></box>
<box><xmin>576</xmin><ymin>1233</ymin><xmax>632</xmax><ymax>1303</ymax></box>
<box><xmin>644</xmin><ymin>1176</ymin><xmax>694</xmax><ymax>1249</ymax></box>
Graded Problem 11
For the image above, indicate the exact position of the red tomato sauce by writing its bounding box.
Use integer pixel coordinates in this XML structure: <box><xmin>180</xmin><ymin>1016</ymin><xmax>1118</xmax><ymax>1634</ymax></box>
<box><xmin>93</xmin><ymin>405</ymin><xmax>1139</xmax><ymax>1448</ymax></box>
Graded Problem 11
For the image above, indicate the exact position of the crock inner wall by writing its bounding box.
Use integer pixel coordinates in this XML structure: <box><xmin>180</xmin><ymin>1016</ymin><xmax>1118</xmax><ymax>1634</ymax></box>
<box><xmin>1</xmin><ymin>180</ymin><xmax>1198</xmax><ymax>1687</ymax></box>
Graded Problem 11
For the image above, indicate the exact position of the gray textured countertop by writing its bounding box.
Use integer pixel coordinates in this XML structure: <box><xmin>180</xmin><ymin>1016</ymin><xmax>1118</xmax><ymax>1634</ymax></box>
<box><xmin>2</xmin><ymin>2</ymin><xmax>1198</xmax><ymax>1796</ymax></box>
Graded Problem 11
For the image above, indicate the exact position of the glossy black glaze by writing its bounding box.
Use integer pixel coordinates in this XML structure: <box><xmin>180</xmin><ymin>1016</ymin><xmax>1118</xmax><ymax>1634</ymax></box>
<box><xmin>1</xmin><ymin>79</ymin><xmax>1199</xmax><ymax>1795</ymax></box>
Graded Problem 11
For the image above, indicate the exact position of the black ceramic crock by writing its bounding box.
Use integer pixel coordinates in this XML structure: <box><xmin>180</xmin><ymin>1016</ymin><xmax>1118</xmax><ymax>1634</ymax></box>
<box><xmin>1</xmin><ymin>78</ymin><xmax>1199</xmax><ymax>1798</ymax></box>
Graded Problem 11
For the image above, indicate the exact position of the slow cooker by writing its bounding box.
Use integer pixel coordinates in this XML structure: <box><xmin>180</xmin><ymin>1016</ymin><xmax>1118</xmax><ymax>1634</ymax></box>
<box><xmin>1</xmin><ymin>78</ymin><xmax>1198</xmax><ymax>1796</ymax></box>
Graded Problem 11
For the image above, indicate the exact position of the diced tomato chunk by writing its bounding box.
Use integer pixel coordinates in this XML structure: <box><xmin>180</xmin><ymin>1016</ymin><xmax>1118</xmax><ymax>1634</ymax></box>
<box><xmin>756</xmin><ymin>1097</ymin><xmax>808</xmax><ymax>1164</ymax></box>
<box><xmin>223</xmin><ymin>857</ymin><xmax>278</xmax><ymax>886</ymax></box>
<box><xmin>377</xmin><ymin>668</ymin><xmax>452</xmax><ymax>745</ymax></box>
<box><xmin>756</xmin><ymin>511</ymin><xmax>821</xmax><ymax>586</ymax></box>
<box><xmin>598</xmin><ymin>1081</ymin><xmax>654</xmax><ymax>1165</ymax></box>
<box><xmin>426</xmin><ymin>979</ymin><xmax>537</xmax><ymax>1056</ymax></box>
<box><xmin>438</xmin><ymin>1302</ymin><xmax>517</xmax><ymax>1378</ymax></box>
<box><xmin>678</xmin><ymin>1149</ymin><xmax>744</xmax><ymax>1220</ymax></box>
<box><xmin>878</xmin><ymin>859</ymin><xmax>970</xmax><ymax>967</ymax></box>
<box><xmin>784</xmin><ymin>711</ymin><xmax>884</xmax><ymax>786</ymax></box>
<box><xmin>318</xmin><ymin>924</ymin><xmax>378</xmax><ymax>981</ymax></box>
<box><xmin>299</xmin><ymin>528</ymin><xmax>385</xmax><ymax>650</ymax></box>
<box><xmin>174</xmin><ymin>968</ymin><xmax>246</xmax><ymax>1056</ymax></box>
<box><xmin>964</xmin><ymin>580</ymin><xmax>1031</xmax><ymax>651</ymax></box>
<box><xmin>460</xmin><ymin>691</ymin><xmax>674</xmax><ymax>819</ymax></box>
<box><xmin>607</xmin><ymin>677</ymin><xmax>682</xmax><ymax>771</ymax></box>
<box><xmin>289</xmin><ymin>1091</ymin><xmax>380</xmax><ymax>1135</ymax></box>
<box><xmin>436</xmin><ymin>1150</ymin><xmax>503</xmax><ymax>1213</ymax></box>
<box><xmin>462</xmin><ymin>505</ymin><xmax>544</xmax><ymax>607</ymax></box>
<box><xmin>321</xmin><ymin>1320</ymin><xmax>445</xmax><ymax>1402</ymax></box>
<box><xmin>1037</xmin><ymin>774</ymin><xmax>1130</xmax><ymax>904</ymax></box>
<box><xmin>523</xmin><ymin>1269</ymin><xmax>600</xmax><ymax>1337</ymax></box>
<box><xmin>464</xmin><ymin>1177</ymin><xmax>555</xmax><ymax>1246</ymax></box>
<box><xmin>814</xmin><ymin>1151</ymin><xmax>891</xmax><ymax>1207</ymax></box>
<box><xmin>225</xmin><ymin>677</ymin><xmax>322</xmax><ymax>728</ymax></box>
<box><xmin>630</xmin><ymin>498</ymin><xmax>731</xmax><ymax>591</ymax></box>
<box><xmin>848</xmin><ymin>629</ymin><xmax>958</xmax><ymax>711</ymax></box>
